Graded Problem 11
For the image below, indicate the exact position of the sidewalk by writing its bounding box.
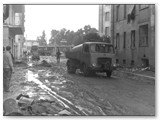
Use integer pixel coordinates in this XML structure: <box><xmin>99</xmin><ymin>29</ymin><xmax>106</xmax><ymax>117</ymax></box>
<box><xmin>113</xmin><ymin>68</ymin><xmax>155</xmax><ymax>83</ymax></box>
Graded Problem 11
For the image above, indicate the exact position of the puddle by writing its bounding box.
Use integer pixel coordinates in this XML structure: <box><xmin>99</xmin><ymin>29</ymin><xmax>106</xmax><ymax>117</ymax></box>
<box><xmin>25</xmin><ymin>70</ymin><xmax>87</xmax><ymax>115</ymax></box>
<box><xmin>24</xmin><ymin>61</ymin><xmax>108</xmax><ymax>115</ymax></box>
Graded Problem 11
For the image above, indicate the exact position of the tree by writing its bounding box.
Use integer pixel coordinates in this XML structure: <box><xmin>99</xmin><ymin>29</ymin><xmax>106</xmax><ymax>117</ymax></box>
<box><xmin>73</xmin><ymin>25</ymin><xmax>99</xmax><ymax>45</ymax></box>
<box><xmin>101</xmin><ymin>35</ymin><xmax>111</xmax><ymax>43</ymax></box>
<box><xmin>37</xmin><ymin>30</ymin><xmax>47</xmax><ymax>46</ymax></box>
<box><xmin>49</xmin><ymin>29</ymin><xmax>59</xmax><ymax>45</ymax></box>
<box><xmin>49</xmin><ymin>25</ymin><xmax>99</xmax><ymax>46</ymax></box>
<box><xmin>83</xmin><ymin>32</ymin><xmax>102</xmax><ymax>42</ymax></box>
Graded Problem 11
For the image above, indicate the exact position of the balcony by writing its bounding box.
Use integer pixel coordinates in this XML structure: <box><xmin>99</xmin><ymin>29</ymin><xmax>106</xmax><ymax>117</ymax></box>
<box><xmin>6</xmin><ymin>13</ymin><xmax>24</xmax><ymax>35</ymax></box>
<box><xmin>3</xmin><ymin>5</ymin><xmax>25</xmax><ymax>35</ymax></box>
<box><xmin>12</xmin><ymin>5</ymin><xmax>24</xmax><ymax>13</ymax></box>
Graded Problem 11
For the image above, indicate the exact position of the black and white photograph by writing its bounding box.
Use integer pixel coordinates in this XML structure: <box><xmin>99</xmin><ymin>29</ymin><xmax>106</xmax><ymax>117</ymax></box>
<box><xmin>2</xmin><ymin>3</ymin><xmax>155</xmax><ymax>116</ymax></box>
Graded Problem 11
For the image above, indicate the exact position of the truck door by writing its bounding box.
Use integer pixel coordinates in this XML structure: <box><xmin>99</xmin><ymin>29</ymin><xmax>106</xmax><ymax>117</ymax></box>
<box><xmin>82</xmin><ymin>44</ymin><xmax>90</xmax><ymax>65</ymax></box>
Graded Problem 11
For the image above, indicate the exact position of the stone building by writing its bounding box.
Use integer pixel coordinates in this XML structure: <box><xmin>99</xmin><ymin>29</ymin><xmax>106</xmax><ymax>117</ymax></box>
<box><xmin>99</xmin><ymin>5</ymin><xmax>112</xmax><ymax>37</ymax></box>
<box><xmin>99</xmin><ymin>4</ymin><xmax>155</xmax><ymax>70</ymax></box>
<box><xmin>3</xmin><ymin>5</ymin><xmax>25</xmax><ymax>60</ymax></box>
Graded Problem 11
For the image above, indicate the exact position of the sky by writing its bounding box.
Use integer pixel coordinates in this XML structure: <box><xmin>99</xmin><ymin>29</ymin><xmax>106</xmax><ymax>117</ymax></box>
<box><xmin>24</xmin><ymin>5</ymin><xmax>99</xmax><ymax>43</ymax></box>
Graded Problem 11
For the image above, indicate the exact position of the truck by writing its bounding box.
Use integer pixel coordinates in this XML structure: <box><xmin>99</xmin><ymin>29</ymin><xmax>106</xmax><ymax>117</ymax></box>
<box><xmin>31</xmin><ymin>45</ymin><xmax>40</xmax><ymax>60</ymax></box>
<box><xmin>65</xmin><ymin>42</ymin><xmax>116</xmax><ymax>77</ymax></box>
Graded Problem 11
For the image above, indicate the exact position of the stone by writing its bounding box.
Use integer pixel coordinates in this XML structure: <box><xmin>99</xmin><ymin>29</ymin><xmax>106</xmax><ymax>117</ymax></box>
<box><xmin>3</xmin><ymin>98</ymin><xmax>19</xmax><ymax>115</ymax></box>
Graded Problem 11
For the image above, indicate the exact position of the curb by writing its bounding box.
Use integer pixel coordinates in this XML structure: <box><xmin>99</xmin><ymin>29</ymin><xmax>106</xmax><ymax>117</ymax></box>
<box><xmin>112</xmin><ymin>70</ymin><xmax>155</xmax><ymax>83</ymax></box>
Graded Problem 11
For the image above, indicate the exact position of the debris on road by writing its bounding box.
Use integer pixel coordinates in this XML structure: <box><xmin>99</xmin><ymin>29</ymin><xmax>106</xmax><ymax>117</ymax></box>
<box><xmin>3</xmin><ymin>56</ymin><xmax>155</xmax><ymax>116</ymax></box>
<box><xmin>3</xmin><ymin>98</ymin><xmax>20</xmax><ymax>115</ymax></box>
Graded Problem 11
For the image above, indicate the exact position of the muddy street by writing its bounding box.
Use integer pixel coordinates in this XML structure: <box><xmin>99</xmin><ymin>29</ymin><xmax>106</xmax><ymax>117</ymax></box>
<box><xmin>3</xmin><ymin>56</ymin><xmax>155</xmax><ymax>116</ymax></box>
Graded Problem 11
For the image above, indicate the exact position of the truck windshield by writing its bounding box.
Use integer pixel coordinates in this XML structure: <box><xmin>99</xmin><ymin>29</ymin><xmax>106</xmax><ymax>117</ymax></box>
<box><xmin>90</xmin><ymin>44</ymin><xmax>114</xmax><ymax>53</ymax></box>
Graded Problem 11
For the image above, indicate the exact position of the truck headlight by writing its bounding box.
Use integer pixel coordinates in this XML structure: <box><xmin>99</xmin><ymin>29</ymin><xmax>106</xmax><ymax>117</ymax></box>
<box><xmin>113</xmin><ymin>63</ymin><xmax>116</xmax><ymax>67</ymax></box>
<box><xmin>92</xmin><ymin>63</ymin><xmax>97</xmax><ymax>67</ymax></box>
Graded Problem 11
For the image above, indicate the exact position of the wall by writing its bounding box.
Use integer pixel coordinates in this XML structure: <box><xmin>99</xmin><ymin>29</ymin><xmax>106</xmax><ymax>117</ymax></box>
<box><xmin>3</xmin><ymin>26</ymin><xmax>9</xmax><ymax>47</ymax></box>
<box><xmin>113</xmin><ymin>5</ymin><xmax>155</xmax><ymax>70</ymax></box>
<box><xmin>99</xmin><ymin>5</ymin><xmax>112</xmax><ymax>37</ymax></box>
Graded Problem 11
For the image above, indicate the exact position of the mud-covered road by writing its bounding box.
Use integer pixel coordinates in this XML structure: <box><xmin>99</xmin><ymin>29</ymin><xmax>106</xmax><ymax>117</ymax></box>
<box><xmin>3</xmin><ymin>56</ymin><xmax>155</xmax><ymax>116</ymax></box>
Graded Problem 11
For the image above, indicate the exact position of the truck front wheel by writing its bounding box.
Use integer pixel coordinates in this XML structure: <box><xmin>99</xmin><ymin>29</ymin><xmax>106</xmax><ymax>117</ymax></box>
<box><xmin>67</xmin><ymin>60</ymin><xmax>76</xmax><ymax>74</ymax></box>
<box><xmin>106</xmin><ymin>71</ymin><xmax>112</xmax><ymax>77</ymax></box>
<box><xmin>82</xmin><ymin>64</ymin><xmax>90</xmax><ymax>77</ymax></box>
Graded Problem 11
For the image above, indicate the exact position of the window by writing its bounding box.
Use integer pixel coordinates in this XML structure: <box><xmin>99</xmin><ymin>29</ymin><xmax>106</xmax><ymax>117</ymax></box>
<box><xmin>105</xmin><ymin>12</ymin><xmax>109</xmax><ymax>21</ymax></box>
<box><xmin>131</xmin><ymin>30</ymin><xmax>136</xmax><ymax>48</ymax></box>
<box><xmin>131</xmin><ymin>60</ymin><xmax>134</xmax><ymax>66</ymax></box>
<box><xmin>116</xmin><ymin>59</ymin><xmax>119</xmax><ymax>64</ymax></box>
<box><xmin>116</xmin><ymin>33</ymin><xmax>120</xmax><ymax>49</ymax></box>
<box><xmin>123</xmin><ymin>59</ymin><xmax>126</xmax><ymax>64</ymax></box>
<box><xmin>141</xmin><ymin>58</ymin><xmax>149</xmax><ymax>67</ymax></box>
<box><xmin>15</xmin><ymin>13</ymin><xmax>23</xmax><ymax>26</ymax></box>
<box><xmin>139</xmin><ymin>25</ymin><xmax>148</xmax><ymax>47</ymax></box>
<box><xmin>105</xmin><ymin>27</ymin><xmax>109</xmax><ymax>36</ymax></box>
<box><xmin>124</xmin><ymin>5</ymin><xmax>126</xmax><ymax>19</ymax></box>
<box><xmin>123</xmin><ymin>32</ymin><xmax>126</xmax><ymax>48</ymax></box>
<box><xmin>91</xmin><ymin>44</ymin><xmax>114</xmax><ymax>53</ymax></box>
<box><xmin>83</xmin><ymin>44</ymin><xmax>89</xmax><ymax>52</ymax></box>
<box><xmin>140</xmin><ymin>4</ymin><xmax>149</xmax><ymax>10</ymax></box>
<box><xmin>116</xmin><ymin>5</ymin><xmax>120</xmax><ymax>21</ymax></box>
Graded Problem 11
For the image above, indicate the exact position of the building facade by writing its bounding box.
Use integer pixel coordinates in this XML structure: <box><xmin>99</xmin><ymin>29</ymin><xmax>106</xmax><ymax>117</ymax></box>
<box><xmin>99</xmin><ymin>4</ymin><xmax>155</xmax><ymax>71</ymax></box>
<box><xmin>3</xmin><ymin>5</ymin><xmax>25</xmax><ymax>60</ymax></box>
<box><xmin>99</xmin><ymin>5</ymin><xmax>112</xmax><ymax>39</ymax></box>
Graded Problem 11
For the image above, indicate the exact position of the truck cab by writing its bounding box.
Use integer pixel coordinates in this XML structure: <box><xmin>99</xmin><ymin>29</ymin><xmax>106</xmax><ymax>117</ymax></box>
<box><xmin>65</xmin><ymin>42</ymin><xmax>116</xmax><ymax>77</ymax></box>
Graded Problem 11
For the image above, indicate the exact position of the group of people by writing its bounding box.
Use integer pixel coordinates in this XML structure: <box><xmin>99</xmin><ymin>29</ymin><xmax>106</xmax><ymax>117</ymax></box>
<box><xmin>3</xmin><ymin>46</ymin><xmax>14</xmax><ymax>92</ymax></box>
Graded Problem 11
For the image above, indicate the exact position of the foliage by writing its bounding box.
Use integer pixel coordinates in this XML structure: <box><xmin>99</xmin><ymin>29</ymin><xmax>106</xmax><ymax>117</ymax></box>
<box><xmin>49</xmin><ymin>25</ymin><xmax>110</xmax><ymax>47</ymax></box>
<box><xmin>37</xmin><ymin>30</ymin><xmax>47</xmax><ymax>46</ymax></box>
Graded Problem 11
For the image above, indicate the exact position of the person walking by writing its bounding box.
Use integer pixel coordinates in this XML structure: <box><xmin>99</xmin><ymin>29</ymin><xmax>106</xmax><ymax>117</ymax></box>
<box><xmin>9</xmin><ymin>51</ymin><xmax>14</xmax><ymax>64</ymax></box>
<box><xmin>3</xmin><ymin>46</ymin><xmax>14</xmax><ymax>92</ymax></box>
<box><xmin>3</xmin><ymin>46</ymin><xmax>5</xmax><ymax>53</ymax></box>
<box><xmin>56</xmin><ymin>48</ymin><xmax>61</xmax><ymax>63</ymax></box>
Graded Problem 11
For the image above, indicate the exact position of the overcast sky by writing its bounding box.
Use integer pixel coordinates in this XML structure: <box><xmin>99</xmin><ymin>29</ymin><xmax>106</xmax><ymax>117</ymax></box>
<box><xmin>24</xmin><ymin>5</ymin><xmax>99</xmax><ymax>42</ymax></box>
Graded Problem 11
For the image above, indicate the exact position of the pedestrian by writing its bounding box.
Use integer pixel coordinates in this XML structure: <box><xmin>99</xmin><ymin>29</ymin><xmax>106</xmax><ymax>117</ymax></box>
<box><xmin>9</xmin><ymin>51</ymin><xmax>14</xmax><ymax>64</ymax></box>
<box><xmin>3</xmin><ymin>46</ymin><xmax>14</xmax><ymax>92</ymax></box>
<box><xmin>3</xmin><ymin>46</ymin><xmax>5</xmax><ymax>53</ymax></box>
<box><xmin>56</xmin><ymin>48</ymin><xmax>61</xmax><ymax>63</ymax></box>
